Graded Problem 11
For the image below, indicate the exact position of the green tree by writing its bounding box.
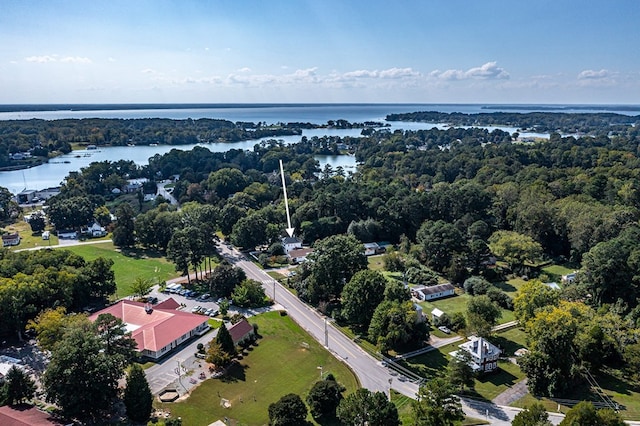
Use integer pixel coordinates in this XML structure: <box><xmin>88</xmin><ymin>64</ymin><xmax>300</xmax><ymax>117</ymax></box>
<box><xmin>112</xmin><ymin>202</ymin><xmax>136</xmax><ymax>247</ymax></box>
<box><xmin>416</xmin><ymin>220</ymin><xmax>467</xmax><ymax>272</ymax></box>
<box><xmin>208</xmin><ymin>261</ymin><xmax>246</xmax><ymax>298</ymax></box>
<box><xmin>42</xmin><ymin>323</ymin><xmax>129</xmax><ymax>420</ymax></box>
<box><xmin>2</xmin><ymin>365</ymin><xmax>36</xmax><ymax>405</ymax></box>
<box><xmin>27</xmin><ymin>307</ymin><xmax>86</xmax><ymax>351</ymax></box>
<box><xmin>368</xmin><ymin>300</ymin><xmax>429</xmax><ymax>352</ymax></box>
<box><xmin>520</xmin><ymin>301</ymin><xmax>588</xmax><ymax>397</ymax></box>
<box><xmin>341</xmin><ymin>270</ymin><xmax>387</xmax><ymax>328</ymax></box>
<box><xmin>216</xmin><ymin>322</ymin><xmax>236</xmax><ymax>356</ymax></box>
<box><xmin>513</xmin><ymin>279</ymin><xmax>559</xmax><ymax>325</ymax></box>
<box><xmin>447</xmin><ymin>349</ymin><xmax>475</xmax><ymax>391</ymax></box>
<box><xmin>559</xmin><ymin>401</ymin><xmax>624</xmax><ymax>426</ymax></box>
<box><xmin>488</xmin><ymin>230</ymin><xmax>543</xmax><ymax>272</ymax></box>
<box><xmin>384</xmin><ymin>280</ymin><xmax>411</xmax><ymax>303</ymax></box>
<box><xmin>512</xmin><ymin>402</ymin><xmax>552</xmax><ymax>426</ymax></box>
<box><xmin>124</xmin><ymin>363</ymin><xmax>153</xmax><ymax>423</ymax></box>
<box><xmin>205</xmin><ymin>341</ymin><xmax>232</xmax><ymax>368</ymax></box>
<box><xmin>47</xmin><ymin>196</ymin><xmax>96</xmax><ymax>231</ymax></box>
<box><xmin>412</xmin><ymin>377</ymin><xmax>464</xmax><ymax>426</ymax></box>
<box><xmin>130</xmin><ymin>277</ymin><xmax>154</xmax><ymax>299</ymax></box>
<box><xmin>336</xmin><ymin>388</ymin><xmax>400</xmax><ymax>426</ymax></box>
<box><xmin>466</xmin><ymin>295</ymin><xmax>502</xmax><ymax>337</ymax></box>
<box><xmin>207</xmin><ymin>167</ymin><xmax>248</xmax><ymax>199</ymax></box>
<box><xmin>92</xmin><ymin>313</ymin><xmax>137</xmax><ymax>361</ymax></box>
<box><xmin>306</xmin><ymin>376</ymin><xmax>345</xmax><ymax>419</ymax></box>
<box><xmin>268</xmin><ymin>393</ymin><xmax>308</xmax><ymax>426</ymax></box>
<box><xmin>231</xmin><ymin>279</ymin><xmax>267</xmax><ymax>308</ymax></box>
<box><xmin>28</xmin><ymin>214</ymin><xmax>46</xmax><ymax>233</ymax></box>
<box><xmin>304</xmin><ymin>234</ymin><xmax>368</xmax><ymax>303</ymax></box>
<box><xmin>0</xmin><ymin>186</ymin><xmax>19</xmax><ymax>222</ymax></box>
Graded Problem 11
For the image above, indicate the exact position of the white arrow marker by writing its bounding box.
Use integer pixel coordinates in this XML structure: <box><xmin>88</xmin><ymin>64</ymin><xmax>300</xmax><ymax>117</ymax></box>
<box><xmin>279</xmin><ymin>159</ymin><xmax>295</xmax><ymax>237</ymax></box>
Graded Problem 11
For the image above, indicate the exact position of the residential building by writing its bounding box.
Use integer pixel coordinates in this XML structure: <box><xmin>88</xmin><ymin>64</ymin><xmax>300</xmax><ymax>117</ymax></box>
<box><xmin>228</xmin><ymin>318</ymin><xmax>255</xmax><ymax>346</ymax></box>
<box><xmin>363</xmin><ymin>242</ymin><xmax>379</xmax><ymax>256</ymax></box>
<box><xmin>452</xmin><ymin>336</ymin><xmax>501</xmax><ymax>373</ymax></box>
<box><xmin>288</xmin><ymin>247</ymin><xmax>313</xmax><ymax>263</ymax></box>
<box><xmin>1</xmin><ymin>232</ymin><xmax>20</xmax><ymax>247</ymax></box>
<box><xmin>281</xmin><ymin>236</ymin><xmax>303</xmax><ymax>254</ymax></box>
<box><xmin>89</xmin><ymin>298</ymin><xmax>209</xmax><ymax>360</ymax></box>
<box><xmin>411</xmin><ymin>283</ymin><xmax>455</xmax><ymax>301</ymax></box>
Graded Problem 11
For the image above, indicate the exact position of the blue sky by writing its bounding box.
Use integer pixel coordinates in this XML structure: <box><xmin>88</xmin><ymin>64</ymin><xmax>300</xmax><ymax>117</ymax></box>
<box><xmin>1</xmin><ymin>0</ymin><xmax>638</xmax><ymax>104</ymax></box>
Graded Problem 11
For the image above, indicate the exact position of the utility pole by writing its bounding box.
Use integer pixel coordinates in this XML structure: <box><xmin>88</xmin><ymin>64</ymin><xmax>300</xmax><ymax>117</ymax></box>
<box><xmin>324</xmin><ymin>318</ymin><xmax>328</xmax><ymax>347</ymax></box>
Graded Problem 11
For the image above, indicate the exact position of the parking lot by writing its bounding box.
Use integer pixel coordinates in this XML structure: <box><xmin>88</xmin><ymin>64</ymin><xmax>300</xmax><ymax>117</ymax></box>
<box><xmin>146</xmin><ymin>285</ymin><xmax>222</xmax><ymax>318</ymax></box>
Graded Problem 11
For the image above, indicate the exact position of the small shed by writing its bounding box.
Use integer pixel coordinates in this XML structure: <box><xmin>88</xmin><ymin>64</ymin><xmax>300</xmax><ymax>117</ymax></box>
<box><xmin>431</xmin><ymin>308</ymin><xmax>445</xmax><ymax>322</ymax></box>
<box><xmin>228</xmin><ymin>318</ymin><xmax>255</xmax><ymax>346</ymax></box>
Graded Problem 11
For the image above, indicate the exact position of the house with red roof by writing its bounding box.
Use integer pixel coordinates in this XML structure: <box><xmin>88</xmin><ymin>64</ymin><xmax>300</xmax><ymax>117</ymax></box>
<box><xmin>89</xmin><ymin>298</ymin><xmax>209</xmax><ymax>360</ymax></box>
<box><xmin>228</xmin><ymin>318</ymin><xmax>255</xmax><ymax>346</ymax></box>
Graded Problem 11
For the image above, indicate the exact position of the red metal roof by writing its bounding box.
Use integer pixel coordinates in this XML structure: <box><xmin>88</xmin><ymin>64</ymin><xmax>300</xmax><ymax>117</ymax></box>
<box><xmin>228</xmin><ymin>318</ymin><xmax>254</xmax><ymax>344</ymax></box>
<box><xmin>0</xmin><ymin>405</ymin><xmax>65</xmax><ymax>426</ymax></box>
<box><xmin>89</xmin><ymin>298</ymin><xmax>208</xmax><ymax>352</ymax></box>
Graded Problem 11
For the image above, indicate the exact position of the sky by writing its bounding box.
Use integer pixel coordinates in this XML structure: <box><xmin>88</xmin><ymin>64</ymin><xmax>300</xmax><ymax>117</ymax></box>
<box><xmin>1</xmin><ymin>0</ymin><xmax>639</xmax><ymax>104</ymax></box>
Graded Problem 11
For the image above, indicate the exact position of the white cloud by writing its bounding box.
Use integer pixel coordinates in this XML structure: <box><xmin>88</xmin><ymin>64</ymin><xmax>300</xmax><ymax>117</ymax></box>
<box><xmin>24</xmin><ymin>54</ymin><xmax>92</xmax><ymax>64</ymax></box>
<box><xmin>432</xmin><ymin>61</ymin><xmax>510</xmax><ymax>81</ymax></box>
<box><xmin>60</xmin><ymin>56</ymin><xmax>92</xmax><ymax>63</ymax></box>
<box><xmin>237</xmin><ymin>67</ymin><xmax>251</xmax><ymax>72</ymax></box>
<box><xmin>25</xmin><ymin>55</ymin><xmax>57</xmax><ymax>63</ymax></box>
<box><xmin>140</xmin><ymin>68</ymin><xmax>158</xmax><ymax>74</ymax></box>
<box><xmin>108</xmin><ymin>57</ymin><xmax>116</xmax><ymax>62</ymax></box>
<box><xmin>341</xmin><ymin>67</ymin><xmax>421</xmax><ymax>80</ymax></box>
<box><xmin>577</xmin><ymin>69</ymin><xmax>610</xmax><ymax>80</ymax></box>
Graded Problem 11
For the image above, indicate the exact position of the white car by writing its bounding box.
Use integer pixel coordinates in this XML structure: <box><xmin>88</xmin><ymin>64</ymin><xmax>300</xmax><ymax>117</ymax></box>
<box><xmin>438</xmin><ymin>326</ymin><xmax>451</xmax><ymax>334</ymax></box>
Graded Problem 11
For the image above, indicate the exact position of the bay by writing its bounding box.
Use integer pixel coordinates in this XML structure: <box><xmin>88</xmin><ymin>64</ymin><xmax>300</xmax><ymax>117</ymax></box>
<box><xmin>1</xmin><ymin>103</ymin><xmax>637</xmax><ymax>194</ymax></box>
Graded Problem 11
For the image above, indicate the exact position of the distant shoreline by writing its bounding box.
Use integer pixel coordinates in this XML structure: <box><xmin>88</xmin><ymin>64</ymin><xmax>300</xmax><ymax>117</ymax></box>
<box><xmin>1</xmin><ymin>102</ymin><xmax>639</xmax><ymax>114</ymax></box>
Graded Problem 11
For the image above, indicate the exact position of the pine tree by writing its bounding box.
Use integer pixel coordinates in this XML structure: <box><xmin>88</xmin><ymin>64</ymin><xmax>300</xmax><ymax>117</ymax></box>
<box><xmin>124</xmin><ymin>364</ymin><xmax>153</xmax><ymax>423</ymax></box>
<box><xmin>3</xmin><ymin>365</ymin><xmax>36</xmax><ymax>405</ymax></box>
<box><xmin>216</xmin><ymin>323</ymin><xmax>236</xmax><ymax>356</ymax></box>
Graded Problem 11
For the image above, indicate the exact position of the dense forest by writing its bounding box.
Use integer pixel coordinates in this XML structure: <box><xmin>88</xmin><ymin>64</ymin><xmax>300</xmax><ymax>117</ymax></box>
<box><xmin>387</xmin><ymin>110</ymin><xmax>640</xmax><ymax>136</ymax></box>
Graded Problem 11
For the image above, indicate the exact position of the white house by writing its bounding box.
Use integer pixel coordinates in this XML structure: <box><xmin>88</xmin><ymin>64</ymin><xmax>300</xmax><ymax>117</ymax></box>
<box><xmin>363</xmin><ymin>242</ymin><xmax>379</xmax><ymax>256</ymax></box>
<box><xmin>561</xmin><ymin>272</ymin><xmax>577</xmax><ymax>284</ymax></box>
<box><xmin>412</xmin><ymin>283</ymin><xmax>456</xmax><ymax>301</ymax></box>
<box><xmin>282</xmin><ymin>236</ymin><xmax>303</xmax><ymax>254</ymax></box>
<box><xmin>1</xmin><ymin>233</ymin><xmax>20</xmax><ymax>247</ymax></box>
<box><xmin>452</xmin><ymin>336</ymin><xmax>501</xmax><ymax>373</ymax></box>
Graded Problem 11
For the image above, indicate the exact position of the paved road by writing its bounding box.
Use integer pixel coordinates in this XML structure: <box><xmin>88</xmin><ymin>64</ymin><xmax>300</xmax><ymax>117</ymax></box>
<box><xmin>215</xmin><ymin>243</ymin><xmax>571</xmax><ymax>425</ymax></box>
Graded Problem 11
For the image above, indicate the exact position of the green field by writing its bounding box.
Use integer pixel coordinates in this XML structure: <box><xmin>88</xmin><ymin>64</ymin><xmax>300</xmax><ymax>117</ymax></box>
<box><xmin>157</xmin><ymin>311</ymin><xmax>359</xmax><ymax>426</ymax></box>
<box><xmin>3</xmin><ymin>218</ymin><xmax>61</xmax><ymax>250</ymax></box>
<box><xmin>417</xmin><ymin>293</ymin><xmax>515</xmax><ymax>326</ymax></box>
<box><xmin>63</xmin><ymin>242</ymin><xmax>179</xmax><ymax>297</ymax></box>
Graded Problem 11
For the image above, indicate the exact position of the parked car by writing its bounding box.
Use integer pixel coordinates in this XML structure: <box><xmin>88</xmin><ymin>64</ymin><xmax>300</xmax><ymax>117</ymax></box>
<box><xmin>438</xmin><ymin>326</ymin><xmax>451</xmax><ymax>334</ymax></box>
<box><xmin>191</xmin><ymin>306</ymin><xmax>202</xmax><ymax>313</ymax></box>
<box><xmin>208</xmin><ymin>309</ymin><xmax>219</xmax><ymax>317</ymax></box>
<box><xmin>204</xmin><ymin>308</ymin><xmax>214</xmax><ymax>316</ymax></box>
<box><xmin>148</xmin><ymin>296</ymin><xmax>158</xmax><ymax>304</ymax></box>
<box><xmin>197</xmin><ymin>293</ymin><xmax>210</xmax><ymax>301</ymax></box>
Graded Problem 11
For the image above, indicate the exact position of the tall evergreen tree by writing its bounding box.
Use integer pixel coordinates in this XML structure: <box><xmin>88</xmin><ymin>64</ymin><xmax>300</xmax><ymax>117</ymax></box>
<box><xmin>216</xmin><ymin>323</ymin><xmax>236</xmax><ymax>356</ymax></box>
<box><xmin>124</xmin><ymin>363</ymin><xmax>153</xmax><ymax>423</ymax></box>
<box><xmin>2</xmin><ymin>365</ymin><xmax>36</xmax><ymax>405</ymax></box>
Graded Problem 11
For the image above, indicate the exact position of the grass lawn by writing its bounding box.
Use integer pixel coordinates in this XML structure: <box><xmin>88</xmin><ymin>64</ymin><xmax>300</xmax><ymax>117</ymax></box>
<box><xmin>541</xmin><ymin>264</ymin><xmax>577</xmax><ymax>279</ymax></box>
<box><xmin>367</xmin><ymin>254</ymin><xmax>385</xmax><ymax>271</ymax></box>
<box><xmin>417</xmin><ymin>293</ymin><xmax>515</xmax><ymax>326</ymax></box>
<box><xmin>3</xmin><ymin>219</ymin><xmax>62</xmax><ymax>250</ymax></box>
<box><xmin>513</xmin><ymin>369</ymin><xmax>640</xmax><ymax>420</ymax></box>
<box><xmin>462</xmin><ymin>360</ymin><xmax>526</xmax><ymax>401</ymax></box>
<box><xmin>158</xmin><ymin>311</ymin><xmax>359</xmax><ymax>426</ymax></box>
<box><xmin>63</xmin><ymin>242</ymin><xmax>179</xmax><ymax>297</ymax></box>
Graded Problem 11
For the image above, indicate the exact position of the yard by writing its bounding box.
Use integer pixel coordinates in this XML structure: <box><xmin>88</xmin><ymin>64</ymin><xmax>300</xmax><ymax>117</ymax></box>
<box><xmin>63</xmin><ymin>241</ymin><xmax>178</xmax><ymax>297</ymax></box>
<box><xmin>2</xmin><ymin>218</ymin><xmax>61</xmax><ymax>250</ymax></box>
<box><xmin>400</xmin><ymin>327</ymin><xmax>529</xmax><ymax>402</ymax></box>
<box><xmin>157</xmin><ymin>311</ymin><xmax>359</xmax><ymax>425</ymax></box>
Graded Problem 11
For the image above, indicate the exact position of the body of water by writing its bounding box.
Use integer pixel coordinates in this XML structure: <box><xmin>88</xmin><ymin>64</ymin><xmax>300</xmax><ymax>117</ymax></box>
<box><xmin>1</xmin><ymin>103</ymin><xmax>637</xmax><ymax>194</ymax></box>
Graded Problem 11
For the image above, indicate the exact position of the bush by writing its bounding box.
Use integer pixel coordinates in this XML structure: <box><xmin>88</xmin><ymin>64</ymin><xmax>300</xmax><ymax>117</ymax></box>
<box><xmin>450</xmin><ymin>312</ymin><xmax>467</xmax><ymax>331</ymax></box>
<box><xmin>486</xmin><ymin>287</ymin><xmax>513</xmax><ymax>310</ymax></box>
<box><xmin>463</xmin><ymin>276</ymin><xmax>491</xmax><ymax>296</ymax></box>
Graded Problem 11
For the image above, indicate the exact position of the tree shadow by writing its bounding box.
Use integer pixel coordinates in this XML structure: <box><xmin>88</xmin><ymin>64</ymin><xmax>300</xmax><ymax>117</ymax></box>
<box><xmin>120</xmin><ymin>247</ymin><xmax>165</xmax><ymax>259</ymax></box>
<box><xmin>400</xmin><ymin>349</ymin><xmax>449</xmax><ymax>380</ymax></box>
<box><xmin>488</xmin><ymin>335</ymin><xmax>524</xmax><ymax>357</ymax></box>
<box><xmin>315</xmin><ymin>415</ymin><xmax>342</xmax><ymax>426</ymax></box>
<box><xmin>220</xmin><ymin>361</ymin><xmax>247</xmax><ymax>383</ymax></box>
<box><xmin>477</xmin><ymin>367</ymin><xmax>519</xmax><ymax>388</ymax></box>
<box><xmin>493</xmin><ymin>281</ymin><xmax>516</xmax><ymax>293</ymax></box>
